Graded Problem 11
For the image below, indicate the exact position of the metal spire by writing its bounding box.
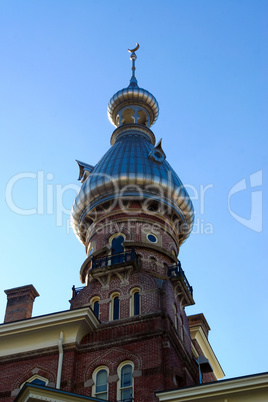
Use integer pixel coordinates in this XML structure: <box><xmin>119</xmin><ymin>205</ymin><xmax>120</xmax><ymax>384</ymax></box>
<box><xmin>128</xmin><ymin>43</ymin><xmax>139</xmax><ymax>87</ymax></box>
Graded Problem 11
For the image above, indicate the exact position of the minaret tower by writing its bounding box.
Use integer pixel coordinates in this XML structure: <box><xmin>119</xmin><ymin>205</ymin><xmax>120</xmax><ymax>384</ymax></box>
<box><xmin>70</xmin><ymin>46</ymin><xmax>198</xmax><ymax>401</ymax></box>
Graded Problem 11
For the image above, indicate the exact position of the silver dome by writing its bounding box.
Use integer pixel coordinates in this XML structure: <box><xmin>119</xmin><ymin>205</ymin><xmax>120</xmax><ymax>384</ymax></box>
<box><xmin>71</xmin><ymin>47</ymin><xmax>194</xmax><ymax>246</ymax></box>
<box><xmin>71</xmin><ymin>126</ymin><xmax>194</xmax><ymax>243</ymax></box>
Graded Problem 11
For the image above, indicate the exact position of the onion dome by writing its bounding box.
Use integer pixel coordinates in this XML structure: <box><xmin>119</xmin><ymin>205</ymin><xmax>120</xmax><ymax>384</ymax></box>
<box><xmin>107</xmin><ymin>86</ymin><xmax>159</xmax><ymax>128</ymax></box>
<box><xmin>107</xmin><ymin>45</ymin><xmax>159</xmax><ymax>128</ymax></box>
<box><xmin>71</xmin><ymin>45</ymin><xmax>194</xmax><ymax>246</ymax></box>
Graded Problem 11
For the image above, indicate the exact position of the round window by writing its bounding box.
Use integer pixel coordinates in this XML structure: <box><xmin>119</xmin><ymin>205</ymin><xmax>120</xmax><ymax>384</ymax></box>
<box><xmin>147</xmin><ymin>234</ymin><xmax>157</xmax><ymax>243</ymax></box>
<box><xmin>154</xmin><ymin>151</ymin><xmax>162</xmax><ymax>159</ymax></box>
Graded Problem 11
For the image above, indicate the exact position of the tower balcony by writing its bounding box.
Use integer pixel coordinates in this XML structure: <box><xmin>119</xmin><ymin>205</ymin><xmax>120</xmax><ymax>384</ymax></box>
<box><xmin>168</xmin><ymin>262</ymin><xmax>194</xmax><ymax>306</ymax></box>
<box><xmin>91</xmin><ymin>248</ymin><xmax>138</xmax><ymax>270</ymax></box>
<box><xmin>79</xmin><ymin>247</ymin><xmax>139</xmax><ymax>285</ymax></box>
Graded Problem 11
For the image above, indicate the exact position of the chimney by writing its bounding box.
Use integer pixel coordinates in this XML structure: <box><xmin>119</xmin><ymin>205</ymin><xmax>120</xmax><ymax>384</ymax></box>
<box><xmin>4</xmin><ymin>285</ymin><xmax>39</xmax><ymax>323</ymax></box>
<box><xmin>188</xmin><ymin>313</ymin><xmax>211</xmax><ymax>339</ymax></box>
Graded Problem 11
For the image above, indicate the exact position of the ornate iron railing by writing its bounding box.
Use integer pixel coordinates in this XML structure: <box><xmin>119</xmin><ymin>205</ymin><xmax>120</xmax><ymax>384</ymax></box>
<box><xmin>92</xmin><ymin>247</ymin><xmax>138</xmax><ymax>269</ymax></box>
<box><xmin>71</xmin><ymin>285</ymin><xmax>84</xmax><ymax>298</ymax></box>
<box><xmin>168</xmin><ymin>262</ymin><xmax>193</xmax><ymax>296</ymax></box>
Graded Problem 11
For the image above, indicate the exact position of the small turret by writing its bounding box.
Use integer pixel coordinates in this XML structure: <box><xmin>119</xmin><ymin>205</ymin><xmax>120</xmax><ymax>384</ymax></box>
<box><xmin>107</xmin><ymin>43</ymin><xmax>159</xmax><ymax>128</ymax></box>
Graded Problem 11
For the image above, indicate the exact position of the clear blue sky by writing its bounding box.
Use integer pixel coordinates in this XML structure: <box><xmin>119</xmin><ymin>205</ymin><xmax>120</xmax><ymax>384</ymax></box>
<box><xmin>0</xmin><ymin>0</ymin><xmax>267</xmax><ymax>380</ymax></box>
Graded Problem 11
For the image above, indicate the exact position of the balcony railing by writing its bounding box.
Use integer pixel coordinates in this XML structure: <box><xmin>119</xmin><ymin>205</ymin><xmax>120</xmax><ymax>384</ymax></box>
<box><xmin>168</xmin><ymin>262</ymin><xmax>193</xmax><ymax>296</ymax></box>
<box><xmin>92</xmin><ymin>247</ymin><xmax>138</xmax><ymax>269</ymax></box>
<box><xmin>72</xmin><ymin>285</ymin><xmax>84</xmax><ymax>298</ymax></box>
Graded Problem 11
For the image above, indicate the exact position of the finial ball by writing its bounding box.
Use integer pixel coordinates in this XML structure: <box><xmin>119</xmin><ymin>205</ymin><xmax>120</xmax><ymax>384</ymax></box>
<box><xmin>130</xmin><ymin>53</ymin><xmax>137</xmax><ymax>61</ymax></box>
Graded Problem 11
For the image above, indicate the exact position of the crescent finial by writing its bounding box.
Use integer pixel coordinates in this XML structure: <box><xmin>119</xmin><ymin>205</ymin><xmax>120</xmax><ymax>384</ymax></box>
<box><xmin>128</xmin><ymin>43</ymin><xmax>140</xmax><ymax>53</ymax></box>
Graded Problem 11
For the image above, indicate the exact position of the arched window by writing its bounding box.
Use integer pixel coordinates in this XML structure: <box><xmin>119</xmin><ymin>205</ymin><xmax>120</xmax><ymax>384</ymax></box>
<box><xmin>110</xmin><ymin>234</ymin><xmax>125</xmax><ymax>265</ymax></box>
<box><xmin>134</xmin><ymin>292</ymin><xmax>140</xmax><ymax>316</ymax></box>
<box><xmin>92</xmin><ymin>367</ymin><xmax>109</xmax><ymax>400</ymax></box>
<box><xmin>111</xmin><ymin>235</ymin><xmax>124</xmax><ymax>254</ymax></box>
<box><xmin>110</xmin><ymin>292</ymin><xmax>120</xmax><ymax>321</ymax></box>
<box><xmin>94</xmin><ymin>300</ymin><xmax>99</xmax><ymax>318</ymax></box>
<box><xmin>130</xmin><ymin>288</ymin><xmax>140</xmax><ymax>317</ymax></box>
<box><xmin>113</xmin><ymin>296</ymin><xmax>120</xmax><ymax>320</ymax></box>
<box><xmin>117</xmin><ymin>362</ymin><xmax>134</xmax><ymax>402</ymax></box>
<box><xmin>90</xmin><ymin>296</ymin><xmax>100</xmax><ymax>319</ymax></box>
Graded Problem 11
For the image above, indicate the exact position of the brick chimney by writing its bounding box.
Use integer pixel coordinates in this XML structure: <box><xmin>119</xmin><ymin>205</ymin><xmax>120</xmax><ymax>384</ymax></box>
<box><xmin>188</xmin><ymin>313</ymin><xmax>210</xmax><ymax>339</ymax></box>
<box><xmin>4</xmin><ymin>285</ymin><xmax>39</xmax><ymax>323</ymax></box>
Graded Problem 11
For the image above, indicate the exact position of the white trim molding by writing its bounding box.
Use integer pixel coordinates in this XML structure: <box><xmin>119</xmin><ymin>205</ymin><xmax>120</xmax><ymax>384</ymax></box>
<box><xmin>0</xmin><ymin>307</ymin><xmax>99</xmax><ymax>357</ymax></box>
<box><xmin>156</xmin><ymin>372</ymin><xmax>268</xmax><ymax>402</ymax></box>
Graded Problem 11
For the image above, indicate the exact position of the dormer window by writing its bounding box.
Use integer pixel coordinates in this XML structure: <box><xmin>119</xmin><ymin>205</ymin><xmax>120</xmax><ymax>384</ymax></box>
<box><xmin>155</xmin><ymin>151</ymin><xmax>162</xmax><ymax>158</ymax></box>
<box><xmin>148</xmin><ymin>139</ymin><xmax>166</xmax><ymax>164</ymax></box>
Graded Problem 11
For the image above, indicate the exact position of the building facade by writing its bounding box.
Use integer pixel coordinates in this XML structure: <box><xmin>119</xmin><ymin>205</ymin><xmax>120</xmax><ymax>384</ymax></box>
<box><xmin>0</xmin><ymin>47</ymin><xmax>224</xmax><ymax>401</ymax></box>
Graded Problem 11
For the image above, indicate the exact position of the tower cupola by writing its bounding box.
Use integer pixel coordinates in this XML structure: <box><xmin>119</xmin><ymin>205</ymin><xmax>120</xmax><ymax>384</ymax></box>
<box><xmin>107</xmin><ymin>44</ymin><xmax>159</xmax><ymax>128</ymax></box>
<box><xmin>71</xmin><ymin>46</ymin><xmax>194</xmax><ymax>278</ymax></box>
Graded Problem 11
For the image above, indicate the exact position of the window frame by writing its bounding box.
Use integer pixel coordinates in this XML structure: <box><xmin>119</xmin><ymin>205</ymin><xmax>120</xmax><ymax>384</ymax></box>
<box><xmin>146</xmin><ymin>233</ymin><xmax>158</xmax><ymax>243</ymax></box>
<box><xmin>117</xmin><ymin>361</ymin><xmax>134</xmax><ymax>402</ymax></box>
<box><xmin>90</xmin><ymin>296</ymin><xmax>100</xmax><ymax>319</ymax></box>
<box><xmin>109</xmin><ymin>233</ymin><xmax>126</xmax><ymax>250</ymax></box>
<box><xmin>108</xmin><ymin>233</ymin><xmax>126</xmax><ymax>266</ymax></box>
<box><xmin>109</xmin><ymin>292</ymin><xmax>120</xmax><ymax>321</ymax></box>
<box><xmin>130</xmin><ymin>287</ymin><xmax>141</xmax><ymax>317</ymax></box>
<box><xmin>92</xmin><ymin>366</ymin><xmax>109</xmax><ymax>400</ymax></box>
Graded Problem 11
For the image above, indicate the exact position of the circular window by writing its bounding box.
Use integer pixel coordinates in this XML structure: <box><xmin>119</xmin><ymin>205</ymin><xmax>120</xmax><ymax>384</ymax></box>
<box><xmin>154</xmin><ymin>151</ymin><xmax>162</xmax><ymax>159</ymax></box>
<box><xmin>147</xmin><ymin>234</ymin><xmax>157</xmax><ymax>243</ymax></box>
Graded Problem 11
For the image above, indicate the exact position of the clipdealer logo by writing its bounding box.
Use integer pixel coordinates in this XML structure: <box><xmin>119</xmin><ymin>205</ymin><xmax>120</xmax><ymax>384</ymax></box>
<box><xmin>228</xmin><ymin>170</ymin><xmax>263</xmax><ymax>233</ymax></box>
<box><xmin>5</xmin><ymin>171</ymin><xmax>80</xmax><ymax>227</ymax></box>
<box><xmin>4</xmin><ymin>170</ymin><xmax>263</xmax><ymax>234</ymax></box>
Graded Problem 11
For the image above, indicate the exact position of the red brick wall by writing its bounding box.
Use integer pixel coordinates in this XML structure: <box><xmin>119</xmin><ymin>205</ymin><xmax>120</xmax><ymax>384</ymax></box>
<box><xmin>0</xmin><ymin>315</ymin><xmax>198</xmax><ymax>402</ymax></box>
<box><xmin>0</xmin><ymin>199</ymin><xmax>199</xmax><ymax>400</ymax></box>
<box><xmin>0</xmin><ymin>352</ymin><xmax>58</xmax><ymax>400</ymax></box>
